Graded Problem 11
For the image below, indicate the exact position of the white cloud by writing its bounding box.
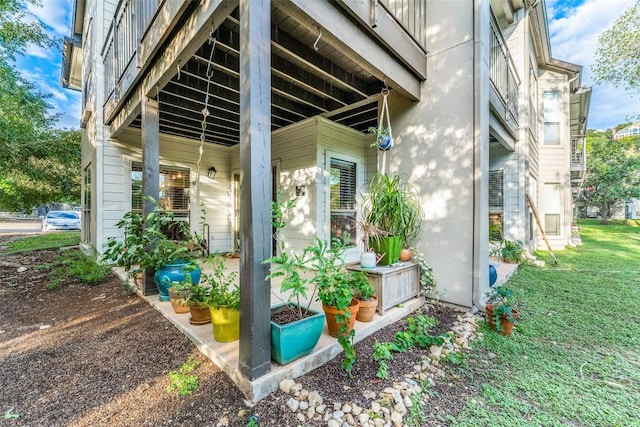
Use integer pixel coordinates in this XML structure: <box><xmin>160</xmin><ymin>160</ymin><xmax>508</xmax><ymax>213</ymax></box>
<box><xmin>548</xmin><ymin>0</ymin><xmax>640</xmax><ymax>129</ymax></box>
<box><xmin>26</xmin><ymin>0</ymin><xmax>72</xmax><ymax>36</ymax></box>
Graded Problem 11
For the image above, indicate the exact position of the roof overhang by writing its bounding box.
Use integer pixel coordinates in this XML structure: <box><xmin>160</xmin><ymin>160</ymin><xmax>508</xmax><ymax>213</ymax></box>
<box><xmin>61</xmin><ymin>36</ymin><xmax>83</xmax><ymax>90</ymax></box>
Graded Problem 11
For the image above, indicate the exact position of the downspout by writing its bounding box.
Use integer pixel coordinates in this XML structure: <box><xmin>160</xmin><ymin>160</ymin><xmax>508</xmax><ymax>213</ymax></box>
<box><xmin>471</xmin><ymin>0</ymin><xmax>490</xmax><ymax>312</ymax></box>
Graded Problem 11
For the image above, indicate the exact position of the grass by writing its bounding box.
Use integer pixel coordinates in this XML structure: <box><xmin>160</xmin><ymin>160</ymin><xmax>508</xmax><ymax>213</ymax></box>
<box><xmin>42</xmin><ymin>248</ymin><xmax>113</xmax><ymax>290</ymax></box>
<box><xmin>452</xmin><ymin>220</ymin><xmax>640</xmax><ymax>426</ymax></box>
<box><xmin>1</xmin><ymin>231</ymin><xmax>81</xmax><ymax>254</ymax></box>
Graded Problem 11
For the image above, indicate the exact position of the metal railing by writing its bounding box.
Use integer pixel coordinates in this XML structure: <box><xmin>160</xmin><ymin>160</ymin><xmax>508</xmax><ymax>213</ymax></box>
<box><xmin>103</xmin><ymin>0</ymin><xmax>159</xmax><ymax>107</ymax></box>
<box><xmin>379</xmin><ymin>0</ymin><xmax>427</xmax><ymax>51</ymax></box>
<box><xmin>571</xmin><ymin>138</ymin><xmax>586</xmax><ymax>165</ymax></box>
<box><xmin>490</xmin><ymin>13</ymin><xmax>519</xmax><ymax>126</ymax></box>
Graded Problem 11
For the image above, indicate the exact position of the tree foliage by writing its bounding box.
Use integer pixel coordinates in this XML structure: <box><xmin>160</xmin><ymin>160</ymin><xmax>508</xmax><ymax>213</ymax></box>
<box><xmin>592</xmin><ymin>2</ymin><xmax>640</xmax><ymax>96</ymax></box>
<box><xmin>583</xmin><ymin>129</ymin><xmax>640</xmax><ymax>223</ymax></box>
<box><xmin>0</xmin><ymin>0</ymin><xmax>80</xmax><ymax>212</ymax></box>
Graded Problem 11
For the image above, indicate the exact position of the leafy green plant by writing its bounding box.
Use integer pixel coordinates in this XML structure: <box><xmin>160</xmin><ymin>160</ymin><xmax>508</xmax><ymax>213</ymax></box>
<box><xmin>410</xmin><ymin>247</ymin><xmax>438</xmax><ymax>297</ymax></box>
<box><xmin>373</xmin><ymin>340</ymin><xmax>394</xmax><ymax>379</ymax></box>
<box><xmin>202</xmin><ymin>254</ymin><xmax>240</xmax><ymax>310</ymax></box>
<box><xmin>501</xmin><ymin>239</ymin><xmax>525</xmax><ymax>264</ymax></box>
<box><xmin>362</xmin><ymin>174</ymin><xmax>422</xmax><ymax>248</ymax></box>
<box><xmin>44</xmin><ymin>249</ymin><xmax>113</xmax><ymax>290</ymax></box>
<box><xmin>349</xmin><ymin>270</ymin><xmax>375</xmax><ymax>301</ymax></box>
<box><xmin>485</xmin><ymin>286</ymin><xmax>517</xmax><ymax>332</ymax></box>
<box><xmin>102</xmin><ymin>196</ymin><xmax>203</xmax><ymax>273</ymax></box>
<box><xmin>4</xmin><ymin>407</ymin><xmax>22</xmax><ymax>419</ymax></box>
<box><xmin>166</xmin><ymin>356</ymin><xmax>200</xmax><ymax>396</ymax></box>
<box><xmin>246</xmin><ymin>415</ymin><xmax>260</xmax><ymax>427</ymax></box>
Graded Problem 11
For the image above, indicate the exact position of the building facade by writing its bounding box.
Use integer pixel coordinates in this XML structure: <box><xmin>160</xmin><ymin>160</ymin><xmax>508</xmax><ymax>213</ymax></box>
<box><xmin>62</xmin><ymin>0</ymin><xmax>590</xmax><ymax>382</ymax></box>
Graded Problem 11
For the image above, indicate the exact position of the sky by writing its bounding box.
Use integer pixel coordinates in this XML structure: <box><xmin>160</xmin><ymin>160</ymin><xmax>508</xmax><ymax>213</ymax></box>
<box><xmin>14</xmin><ymin>0</ymin><xmax>640</xmax><ymax>131</ymax></box>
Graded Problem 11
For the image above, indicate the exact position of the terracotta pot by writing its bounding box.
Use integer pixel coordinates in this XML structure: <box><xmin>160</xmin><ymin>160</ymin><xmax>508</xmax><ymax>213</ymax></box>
<box><xmin>322</xmin><ymin>298</ymin><xmax>360</xmax><ymax>338</ymax></box>
<box><xmin>486</xmin><ymin>304</ymin><xmax>518</xmax><ymax>336</ymax></box>
<box><xmin>134</xmin><ymin>272</ymin><xmax>143</xmax><ymax>290</ymax></box>
<box><xmin>399</xmin><ymin>248</ymin><xmax>412</xmax><ymax>262</ymax></box>
<box><xmin>355</xmin><ymin>296</ymin><xmax>378</xmax><ymax>322</ymax></box>
<box><xmin>188</xmin><ymin>303</ymin><xmax>211</xmax><ymax>325</ymax></box>
<box><xmin>169</xmin><ymin>289</ymin><xmax>190</xmax><ymax>314</ymax></box>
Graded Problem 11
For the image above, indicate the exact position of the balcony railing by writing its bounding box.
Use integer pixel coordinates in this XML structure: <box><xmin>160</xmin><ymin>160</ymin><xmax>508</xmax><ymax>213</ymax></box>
<box><xmin>379</xmin><ymin>0</ymin><xmax>427</xmax><ymax>51</ymax></box>
<box><xmin>103</xmin><ymin>0</ymin><xmax>159</xmax><ymax>109</ymax></box>
<box><xmin>489</xmin><ymin>12</ymin><xmax>519</xmax><ymax>134</ymax></box>
<box><xmin>571</xmin><ymin>138</ymin><xmax>586</xmax><ymax>167</ymax></box>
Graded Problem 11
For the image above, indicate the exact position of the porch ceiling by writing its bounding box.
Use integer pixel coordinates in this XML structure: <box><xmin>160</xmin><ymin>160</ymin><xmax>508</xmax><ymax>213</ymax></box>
<box><xmin>129</xmin><ymin>4</ymin><xmax>386</xmax><ymax>146</ymax></box>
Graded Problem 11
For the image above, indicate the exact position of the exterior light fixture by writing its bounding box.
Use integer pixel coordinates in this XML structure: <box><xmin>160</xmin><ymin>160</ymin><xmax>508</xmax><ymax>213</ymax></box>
<box><xmin>208</xmin><ymin>166</ymin><xmax>217</xmax><ymax>179</ymax></box>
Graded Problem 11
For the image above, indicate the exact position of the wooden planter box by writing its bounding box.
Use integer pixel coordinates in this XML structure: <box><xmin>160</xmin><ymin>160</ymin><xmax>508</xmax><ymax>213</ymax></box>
<box><xmin>346</xmin><ymin>261</ymin><xmax>419</xmax><ymax>315</ymax></box>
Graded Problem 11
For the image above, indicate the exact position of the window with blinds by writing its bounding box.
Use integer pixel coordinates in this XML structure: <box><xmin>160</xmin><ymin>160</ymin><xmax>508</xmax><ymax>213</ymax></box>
<box><xmin>330</xmin><ymin>158</ymin><xmax>357</xmax><ymax>246</ymax></box>
<box><xmin>489</xmin><ymin>170</ymin><xmax>504</xmax><ymax>211</ymax></box>
<box><xmin>131</xmin><ymin>163</ymin><xmax>190</xmax><ymax>217</ymax></box>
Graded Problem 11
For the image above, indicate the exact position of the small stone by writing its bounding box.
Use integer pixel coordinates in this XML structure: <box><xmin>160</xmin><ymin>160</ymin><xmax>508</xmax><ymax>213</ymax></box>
<box><xmin>345</xmin><ymin>413</ymin><xmax>355</xmax><ymax>425</ymax></box>
<box><xmin>299</xmin><ymin>389</ymin><xmax>310</xmax><ymax>401</ymax></box>
<box><xmin>286</xmin><ymin>398</ymin><xmax>300</xmax><ymax>412</ymax></box>
<box><xmin>296</xmin><ymin>412</ymin><xmax>305</xmax><ymax>422</ymax></box>
<box><xmin>394</xmin><ymin>402</ymin><xmax>407</xmax><ymax>416</ymax></box>
<box><xmin>373</xmin><ymin>417</ymin><xmax>385</xmax><ymax>427</ymax></box>
<box><xmin>39</xmin><ymin>324</ymin><xmax>51</xmax><ymax>330</ymax></box>
<box><xmin>334</xmin><ymin>402</ymin><xmax>342</xmax><ymax>411</ymax></box>
<box><xmin>316</xmin><ymin>404</ymin><xmax>327</xmax><ymax>414</ymax></box>
<box><xmin>358</xmin><ymin>413</ymin><xmax>370</xmax><ymax>424</ymax></box>
<box><xmin>308</xmin><ymin>391</ymin><xmax>323</xmax><ymax>406</ymax></box>
<box><xmin>370</xmin><ymin>402</ymin><xmax>381</xmax><ymax>413</ymax></box>
<box><xmin>327</xmin><ymin>419</ymin><xmax>340</xmax><ymax>427</ymax></box>
<box><xmin>362</xmin><ymin>390</ymin><xmax>377</xmax><ymax>400</ymax></box>
<box><xmin>391</xmin><ymin>411</ymin><xmax>403</xmax><ymax>426</ymax></box>
<box><xmin>429</xmin><ymin>345</ymin><xmax>442</xmax><ymax>360</ymax></box>
<box><xmin>333</xmin><ymin>410</ymin><xmax>344</xmax><ymax>419</ymax></box>
<box><xmin>218</xmin><ymin>417</ymin><xmax>229</xmax><ymax>426</ymax></box>
<box><xmin>487</xmin><ymin>352</ymin><xmax>497</xmax><ymax>360</ymax></box>
<box><xmin>300</xmin><ymin>401</ymin><xmax>309</xmax><ymax>411</ymax></box>
<box><xmin>17</xmin><ymin>267</ymin><xmax>27</xmax><ymax>273</ymax></box>
<box><xmin>279</xmin><ymin>379</ymin><xmax>295</xmax><ymax>394</ymax></box>
<box><xmin>342</xmin><ymin>403</ymin><xmax>352</xmax><ymax>413</ymax></box>
<box><xmin>307</xmin><ymin>407</ymin><xmax>316</xmax><ymax>419</ymax></box>
<box><xmin>351</xmin><ymin>403</ymin><xmax>362</xmax><ymax>416</ymax></box>
<box><xmin>403</xmin><ymin>395</ymin><xmax>413</xmax><ymax>408</ymax></box>
<box><xmin>291</xmin><ymin>383</ymin><xmax>303</xmax><ymax>393</ymax></box>
<box><xmin>404</xmin><ymin>378</ymin><xmax>418</xmax><ymax>387</ymax></box>
<box><xmin>324</xmin><ymin>411</ymin><xmax>333</xmax><ymax>422</ymax></box>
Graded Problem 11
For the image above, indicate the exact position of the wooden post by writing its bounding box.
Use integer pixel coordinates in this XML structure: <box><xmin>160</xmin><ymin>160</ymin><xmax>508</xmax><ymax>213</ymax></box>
<box><xmin>142</xmin><ymin>96</ymin><xmax>160</xmax><ymax>295</ymax></box>
<box><xmin>238</xmin><ymin>0</ymin><xmax>272</xmax><ymax>380</ymax></box>
<box><xmin>526</xmin><ymin>193</ymin><xmax>558</xmax><ymax>265</ymax></box>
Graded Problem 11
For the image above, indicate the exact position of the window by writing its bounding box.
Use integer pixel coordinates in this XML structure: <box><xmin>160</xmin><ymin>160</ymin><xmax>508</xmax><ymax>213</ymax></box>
<box><xmin>544</xmin><ymin>183</ymin><xmax>561</xmax><ymax>236</ymax></box>
<box><xmin>543</xmin><ymin>91</ymin><xmax>561</xmax><ymax>145</ymax></box>
<box><xmin>329</xmin><ymin>158</ymin><xmax>357</xmax><ymax>246</ymax></box>
<box><xmin>489</xmin><ymin>170</ymin><xmax>504</xmax><ymax>211</ymax></box>
<box><xmin>82</xmin><ymin>163</ymin><xmax>91</xmax><ymax>243</ymax></box>
<box><xmin>131</xmin><ymin>163</ymin><xmax>190</xmax><ymax>216</ymax></box>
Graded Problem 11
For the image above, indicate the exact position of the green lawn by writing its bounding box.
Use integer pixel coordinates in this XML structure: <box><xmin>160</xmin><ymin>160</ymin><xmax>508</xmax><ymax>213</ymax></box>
<box><xmin>452</xmin><ymin>220</ymin><xmax>640</xmax><ymax>427</ymax></box>
<box><xmin>0</xmin><ymin>231</ymin><xmax>81</xmax><ymax>254</ymax></box>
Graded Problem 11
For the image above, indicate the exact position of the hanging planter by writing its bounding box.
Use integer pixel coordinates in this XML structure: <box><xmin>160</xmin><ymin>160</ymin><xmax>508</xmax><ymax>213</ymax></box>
<box><xmin>368</xmin><ymin>87</ymin><xmax>394</xmax><ymax>153</ymax></box>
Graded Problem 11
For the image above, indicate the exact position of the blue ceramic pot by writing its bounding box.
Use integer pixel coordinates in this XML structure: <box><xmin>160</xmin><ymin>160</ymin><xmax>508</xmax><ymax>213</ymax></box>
<box><xmin>489</xmin><ymin>264</ymin><xmax>497</xmax><ymax>287</ymax></box>
<box><xmin>154</xmin><ymin>261</ymin><xmax>201</xmax><ymax>301</ymax></box>
<box><xmin>377</xmin><ymin>135</ymin><xmax>393</xmax><ymax>151</ymax></box>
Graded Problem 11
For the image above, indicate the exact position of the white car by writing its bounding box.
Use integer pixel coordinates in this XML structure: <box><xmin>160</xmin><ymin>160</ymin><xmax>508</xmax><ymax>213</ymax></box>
<box><xmin>41</xmin><ymin>211</ymin><xmax>81</xmax><ymax>232</ymax></box>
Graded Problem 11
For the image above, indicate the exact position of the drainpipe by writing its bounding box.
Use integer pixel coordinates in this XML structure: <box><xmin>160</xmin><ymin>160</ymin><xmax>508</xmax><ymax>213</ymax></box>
<box><xmin>471</xmin><ymin>0</ymin><xmax>491</xmax><ymax>312</ymax></box>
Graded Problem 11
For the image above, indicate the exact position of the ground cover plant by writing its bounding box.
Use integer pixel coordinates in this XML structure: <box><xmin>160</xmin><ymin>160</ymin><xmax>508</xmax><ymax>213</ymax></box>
<box><xmin>1</xmin><ymin>230</ymin><xmax>80</xmax><ymax>254</ymax></box>
<box><xmin>452</xmin><ymin>219</ymin><xmax>640</xmax><ymax>426</ymax></box>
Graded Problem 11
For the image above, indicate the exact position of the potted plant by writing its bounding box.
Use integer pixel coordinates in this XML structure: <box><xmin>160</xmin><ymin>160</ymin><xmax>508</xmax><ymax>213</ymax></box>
<box><xmin>167</xmin><ymin>279</ymin><xmax>191</xmax><ymax>314</ymax></box>
<box><xmin>368</xmin><ymin>126</ymin><xmax>393</xmax><ymax>151</ymax></box>
<box><xmin>183</xmin><ymin>280</ymin><xmax>211</xmax><ymax>325</ymax></box>
<box><xmin>356</xmin><ymin>217</ymin><xmax>388</xmax><ymax>268</ymax></box>
<box><xmin>485</xmin><ymin>286</ymin><xmax>518</xmax><ymax>335</ymax></box>
<box><xmin>362</xmin><ymin>174</ymin><xmax>422</xmax><ymax>265</ymax></box>
<box><xmin>501</xmin><ymin>239</ymin><xmax>525</xmax><ymax>264</ymax></box>
<box><xmin>350</xmin><ymin>271</ymin><xmax>377</xmax><ymax>322</ymax></box>
<box><xmin>102</xmin><ymin>197</ymin><xmax>202</xmax><ymax>301</ymax></box>
<box><xmin>202</xmin><ymin>254</ymin><xmax>240</xmax><ymax>342</ymax></box>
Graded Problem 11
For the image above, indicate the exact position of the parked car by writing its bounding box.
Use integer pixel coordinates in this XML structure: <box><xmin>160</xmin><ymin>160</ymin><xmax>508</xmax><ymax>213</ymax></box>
<box><xmin>41</xmin><ymin>211</ymin><xmax>81</xmax><ymax>232</ymax></box>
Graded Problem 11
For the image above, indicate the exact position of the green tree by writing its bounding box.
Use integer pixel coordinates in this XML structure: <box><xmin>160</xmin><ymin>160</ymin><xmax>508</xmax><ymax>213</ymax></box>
<box><xmin>583</xmin><ymin>129</ymin><xmax>640</xmax><ymax>223</ymax></box>
<box><xmin>0</xmin><ymin>0</ymin><xmax>80</xmax><ymax>211</ymax></box>
<box><xmin>592</xmin><ymin>2</ymin><xmax>640</xmax><ymax>96</ymax></box>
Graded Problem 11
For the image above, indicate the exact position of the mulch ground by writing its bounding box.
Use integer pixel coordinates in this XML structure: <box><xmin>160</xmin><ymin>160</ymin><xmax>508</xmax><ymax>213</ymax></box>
<box><xmin>0</xmin><ymin>236</ymin><xmax>484</xmax><ymax>426</ymax></box>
